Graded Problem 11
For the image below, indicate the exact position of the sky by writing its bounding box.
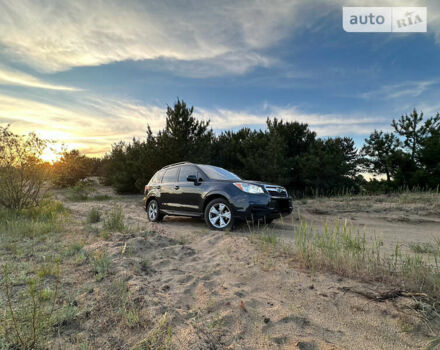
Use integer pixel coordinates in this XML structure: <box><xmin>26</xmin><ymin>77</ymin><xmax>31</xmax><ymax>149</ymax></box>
<box><xmin>0</xmin><ymin>0</ymin><xmax>439</xmax><ymax>159</ymax></box>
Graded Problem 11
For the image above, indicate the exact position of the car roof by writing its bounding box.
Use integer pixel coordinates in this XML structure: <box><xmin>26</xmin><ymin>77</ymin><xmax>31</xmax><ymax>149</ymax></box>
<box><xmin>161</xmin><ymin>161</ymin><xmax>197</xmax><ymax>170</ymax></box>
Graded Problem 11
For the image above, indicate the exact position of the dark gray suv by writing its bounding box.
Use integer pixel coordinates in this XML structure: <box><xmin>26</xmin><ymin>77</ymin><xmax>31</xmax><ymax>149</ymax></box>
<box><xmin>144</xmin><ymin>162</ymin><xmax>293</xmax><ymax>230</ymax></box>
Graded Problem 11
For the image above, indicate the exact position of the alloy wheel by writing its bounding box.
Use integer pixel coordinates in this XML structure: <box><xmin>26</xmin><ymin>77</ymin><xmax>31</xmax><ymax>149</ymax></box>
<box><xmin>208</xmin><ymin>203</ymin><xmax>231</xmax><ymax>229</ymax></box>
<box><xmin>148</xmin><ymin>201</ymin><xmax>158</xmax><ymax>221</ymax></box>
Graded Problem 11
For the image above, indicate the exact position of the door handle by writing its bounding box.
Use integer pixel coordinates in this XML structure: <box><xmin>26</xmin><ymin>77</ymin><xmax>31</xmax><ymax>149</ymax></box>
<box><xmin>174</xmin><ymin>185</ymin><xmax>180</xmax><ymax>190</ymax></box>
<box><xmin>156</xmin><ymin>186</ymin><xmax>161</xmax><ymax>189</ymax></box>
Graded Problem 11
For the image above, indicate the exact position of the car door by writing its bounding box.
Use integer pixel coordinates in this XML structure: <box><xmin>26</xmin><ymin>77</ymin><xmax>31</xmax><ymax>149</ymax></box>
<box><xmin>176</xmin><ymin>165</ymin><xmax>205</xmax><ymax>215</ymax></box>
<box><xmin>159</xmin><ymin>166</ymin><xmax>180</xmax><ymax>211</ymax></box>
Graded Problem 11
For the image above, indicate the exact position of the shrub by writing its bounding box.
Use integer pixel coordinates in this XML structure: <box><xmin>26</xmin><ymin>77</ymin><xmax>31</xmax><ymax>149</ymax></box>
<box><xmin>93</xmin><ymin>194</ymin><xmax>112</xmax><ymax>201</ymax></box>
<box><xmin>65</xmin><ymin>242</ymin><xmax>84</xmax><ymax>256</ymax></box>
<box><xmin>65</xmin><ymin>180</ymin><xmax>96</xmax><ymax>201</ymax></box>
<box><xmin>91</xmin><ymin>251</ymin><xmax>110</xmax><ymax>281</ymax></box>
<box><xmin>87</xmin><ymin>207</ymin><xmax>101</xmax><ymax>223</ymax></box>
<box><xmin>0</xmin><ymin>126</ymin><xmax>49</xmax><ymax>209</ymax></box>
<box><xmin>51</xmin><ymin>150</ymin><xmax>89</xmax><ymax>188</ymax></box>
<box><xmin>103</xmin><ymin>206</ymin><xmax>125</xmax><ymax>232</ymax></box>
<box><xmin>1</xmin><ymin>264</ymin><xmax>60</xmax><ymax>349</ymax></box>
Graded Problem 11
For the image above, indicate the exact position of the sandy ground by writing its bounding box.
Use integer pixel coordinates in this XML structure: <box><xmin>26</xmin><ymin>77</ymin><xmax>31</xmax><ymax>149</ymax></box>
<box><xmin>51</xmin><ymin>185</ymin><xmax>440</xmax><ymax>349</ymax></box>
<box><xmin>287</xmin><ymin>195</ymin><xmax>440</xmax><ymax>256</ymax></box>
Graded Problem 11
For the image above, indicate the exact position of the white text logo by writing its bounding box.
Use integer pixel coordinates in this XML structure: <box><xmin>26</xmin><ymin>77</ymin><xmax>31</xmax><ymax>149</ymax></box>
<box><xmin>343</xmin><ymin>7</ymin><xmax>427</xmax><ymax>33</ymax></box>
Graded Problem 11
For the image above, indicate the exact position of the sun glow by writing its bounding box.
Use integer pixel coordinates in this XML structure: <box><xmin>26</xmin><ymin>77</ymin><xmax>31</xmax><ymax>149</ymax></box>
<box><xmin>40</xmin><ymin>143</ymin><xmax>64</xmax><ymax>163</ymax></box>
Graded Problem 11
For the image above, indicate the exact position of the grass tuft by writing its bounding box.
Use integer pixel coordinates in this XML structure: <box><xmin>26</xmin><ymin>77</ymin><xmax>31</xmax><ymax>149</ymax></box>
<box><xmin>65</xmin><ymin>182</ymin><xmax>96</xmax><ymax>201</ymax></box>
<box><xmin>65</xmin><ymin>181</ymin><xmax>112</xmax><ymax>202</ymax></box>
<box><xmin>409</xmin><ymin>242</ymin><xmax>439</xmax><ymax>255</ymax></box>
<box><xmin>87</xmin><ymin>207</ymin><xmax>101</xmax><ymax>224</ymax></box>
<box><xmin>130</xmin><ymin>313</ymin><xmax>172</xmax><ymax>350</ymax></box>
<box><xmin>91</xmin><ymin>250</ymin><xmax>110</xmax><ymax>281</ymax></box>
<box><xmin>103</xmin><ymin>206</ymin><xmax>125</xmax><ymax>232</ymax></box>
<box><xmin>1</xmin><ymin>263</ymin><xmax>60</xmax><ymax>349</ymax></box>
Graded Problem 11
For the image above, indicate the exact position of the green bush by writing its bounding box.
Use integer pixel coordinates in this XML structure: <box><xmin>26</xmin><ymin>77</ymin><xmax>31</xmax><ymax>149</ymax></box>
<box><xmin>87</xmin><ymin>207</ymin><xmax>101</xmax><ymax>224</ymax></box>
<box><xmin>0</xmin><ymin>126</ymin><xmax>49</xmax><ymax>209</ymax></box>
<box><xmin>51</xmin><ymin>150</ymin><xmax>89</xmax><ymax>188</ymax></box>
<box><xmin>1</xmin><ymin>264</ymin><xmax>60</xmax><ymax>349</ymax></box>
<box><xmin>91</xmin><ymin>251</ymin><xmax>110</xmax><ymax>281</ymax></box>
<box><xmin>65</xmin><ymin>242</ymin><xmax>84</xmax><ymax>256</ymax></box>
<box><xmin>65</xmin><ymin>181</ymin><xmax>96</xmax><ymax>201</ymax></box>
<box><xmin>103</xmin><ymin>206</ymin><xmax>125</xmax><ymax>232</ymax></box>
<box><xmin>93</xmin><ymin>194</ymin><xmax>112</xmax><ymax>201</ymax></box>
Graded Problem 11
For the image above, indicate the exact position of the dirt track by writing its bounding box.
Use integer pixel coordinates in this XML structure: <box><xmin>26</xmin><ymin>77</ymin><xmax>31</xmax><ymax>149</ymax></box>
<box><xmin>57</xmin><ymin>186</ymin><xmax>439</xmax><ymax>349</ymax></box>
<box><xmin>110</xmin><ymin>191</ymin><xmax>440</xmax><ymax>257</ymax></box>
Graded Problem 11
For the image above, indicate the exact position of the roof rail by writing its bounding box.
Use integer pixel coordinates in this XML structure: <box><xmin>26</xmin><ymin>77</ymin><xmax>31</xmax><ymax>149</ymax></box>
<box><xmin>161</xmin><ymin>161</ymin><xmax>193</xmax><ymax>169</ymax></box>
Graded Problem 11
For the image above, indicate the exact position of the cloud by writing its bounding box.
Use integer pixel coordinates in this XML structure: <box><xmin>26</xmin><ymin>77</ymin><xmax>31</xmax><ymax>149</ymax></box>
<box><xmin>0</xmin><ymin>0</ymin><xmax>438</xmax><ymax>79</ymax></box>
<box><xmin>0</xmin><ymin>90</ymin><xmax>385</xmax><ymax>156</ymax></box>
<box><xmin>360</xmin><ymin>80</ymin><xmax>437</xmax><ymax>100</ymax></box>
<box><xmin>0</xmin><ymin>65</ymin><xmax>80</xmax><ymax>90</ymax></box>
<box><xmin>0</xmin><ymin>0</ymin><xmax>303</xmax><ymax>75</ymax></box>
<box><xmin>196</xmin><ymin>105</ymin><xmax>385</xmax><ymax>137</ymax></box>
<box><xmin>1</xmin><ymin>0</ymin><xmax>438</xmax><ymax>78</ymax></box>
<box><xmin>0</xmin><ymin>93</ymin><xmax>166</xmax><ymax>155</ymax></box>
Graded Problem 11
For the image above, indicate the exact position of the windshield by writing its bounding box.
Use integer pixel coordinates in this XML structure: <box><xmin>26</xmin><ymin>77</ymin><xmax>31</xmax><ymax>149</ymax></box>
<box><xmin>198</xmin><ymin>165</ymin><xmax>241</xmax><ymax>180</ymax></box>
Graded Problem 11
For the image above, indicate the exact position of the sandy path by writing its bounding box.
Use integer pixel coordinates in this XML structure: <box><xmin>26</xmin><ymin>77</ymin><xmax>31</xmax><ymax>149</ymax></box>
<box><xmin>62</xmin><ymin>189</ymin><xmax>433</xmax><ymax>349</ymax></box>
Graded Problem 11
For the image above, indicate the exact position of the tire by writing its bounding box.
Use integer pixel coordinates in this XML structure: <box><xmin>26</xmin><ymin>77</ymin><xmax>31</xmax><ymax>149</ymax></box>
<box><xmin>204</xmin><ymin>198</ymin><xmax>234</xmax><ymax>231</ymax></box>
<box><xmin>146</xmin><ymin>199</ymin><xmax>164</xmax><ymax>222</ymax></box>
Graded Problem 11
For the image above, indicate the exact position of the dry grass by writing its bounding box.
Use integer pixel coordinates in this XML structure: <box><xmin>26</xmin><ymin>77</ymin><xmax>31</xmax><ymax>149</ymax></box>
<box><xmin>249</xmin><ymin>218</ymin><xmax>440</xmax><ymax>345</ymax></box>
<box><xmin>103</xmin><ymin>206</ymin><xmax>125</xmax><ymax>232</ymax></box>
<box><xmin>0</xmin><ymin>201</ymin><xmax>70</xmax><ymax>349</ymax></box>
<box><xmin>300</xmin><ymin>191</ymin><xmax>440</xmax><ymax>217</ymax></box>
<box><xmin>0</xmin><ymin>197</ymin><xmax>156</xmax><ymax>349</ymax></box>
<box><xmin>252</xmin><ymin>218</ymin><xmax>440</xmax><ymax>297</ymax></box>
<box><xmin>2</xmin><ymin>186</ymin><xmax>440</xmax><ymax>349</ymax></box>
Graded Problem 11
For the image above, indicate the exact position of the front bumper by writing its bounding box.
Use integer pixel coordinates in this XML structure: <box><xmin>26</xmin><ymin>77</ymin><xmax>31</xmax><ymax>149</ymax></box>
<box><xmin>231</xmin><ymin>193</ymin><xmax>293</xmax><ymax>221</ymax></box>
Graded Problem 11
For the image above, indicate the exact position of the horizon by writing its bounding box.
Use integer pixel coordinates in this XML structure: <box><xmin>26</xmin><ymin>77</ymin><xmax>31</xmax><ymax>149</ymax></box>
<box><xmin>1</xmin><ymin>1</ymin><xmax>439</xmax><ymax>160</ymax></box>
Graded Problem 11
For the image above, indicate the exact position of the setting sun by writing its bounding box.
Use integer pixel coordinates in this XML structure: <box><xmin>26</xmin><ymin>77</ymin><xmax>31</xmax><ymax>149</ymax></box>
<box><xmin>40</xmin><ymin>143</ymin><xmax>64</xmax><ymax>163</ymax></box>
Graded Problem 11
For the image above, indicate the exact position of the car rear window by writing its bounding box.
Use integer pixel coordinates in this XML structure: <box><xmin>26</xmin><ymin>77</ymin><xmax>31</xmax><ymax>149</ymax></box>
<box><xmin>178</xmin><ymin>165</ymin><xmax>198</xmax><ymax>182</ymax></box>
<box><xmin>149</xmin><ymin>170</ymin><xmax>164</xmax><ymax>184</ymax></box>
<box><xmin>162</xmin><ymin>167</ymin><xmax>179</xmax><ymax>183</ymax></box>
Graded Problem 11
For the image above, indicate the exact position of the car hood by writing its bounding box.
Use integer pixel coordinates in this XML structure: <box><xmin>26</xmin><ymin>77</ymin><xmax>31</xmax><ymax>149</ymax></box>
<box><xmin>214</xmin><ymin>179</ymin><xmax>282</xmax><ymax>187</ymax></box>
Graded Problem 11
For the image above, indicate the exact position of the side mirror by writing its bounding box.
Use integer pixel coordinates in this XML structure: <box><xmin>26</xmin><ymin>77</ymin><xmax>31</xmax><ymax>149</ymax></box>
<box><xmin>187</xmin><ymin>175</ymin><xmax>197</xmax><ymax>183</ymax></box>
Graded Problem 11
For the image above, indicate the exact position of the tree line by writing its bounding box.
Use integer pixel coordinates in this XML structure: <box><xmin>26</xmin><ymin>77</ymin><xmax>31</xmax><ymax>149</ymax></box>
<box><xmin>362</xmin><ymin>109</ymin><xmax>440</xmax><ymax>190</ymax></box>
<box><xmin>101</xmin><ymin>100</ymin><xmax>440</xmax><ymax>196</ymax></box>
<box><xmin>1</xmin><ymin>99</ymin><xmax>439</xmax><ymax>209</ymax></box>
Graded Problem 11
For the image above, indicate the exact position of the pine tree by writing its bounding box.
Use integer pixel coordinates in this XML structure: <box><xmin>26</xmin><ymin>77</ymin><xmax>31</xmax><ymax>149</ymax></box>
<box><xmin>392</xmin><ymin>109</ymin><xmax>440</xmax><ymax>162</ymax></box>
<box><xmin>362</xmin><ymin>130</ymin><xmax>400</xmax><ymax>182</ymax></box>
<box><xmin>160</xmin><ymin>99</ymin><xmax>213</xmax><ymax>163</ymax></box>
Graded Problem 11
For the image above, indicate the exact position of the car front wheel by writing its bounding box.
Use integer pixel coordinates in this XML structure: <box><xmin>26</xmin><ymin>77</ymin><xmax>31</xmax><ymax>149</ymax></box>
<box><xmin>204</xmin><ymin>198</ymin><xmax>234</xmax><ymax>231</ymax></box>
<box><xmin>146</xmin><ymin>199</ymin><xmax>163</xmax><ymax>222</ymax></box>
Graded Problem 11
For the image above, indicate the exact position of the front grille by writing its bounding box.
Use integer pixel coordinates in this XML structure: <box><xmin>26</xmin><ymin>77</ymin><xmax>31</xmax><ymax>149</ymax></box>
<box><xmin>277</xmin><ymin>198</ymin><xmax>291</xmax><ymax>212</ymax></box>
<box><xmin>269</xmin><ymin>198</ymin><xmax>292</xmax><ymax>212</ymax></box>
<box><xmin>264</xmin><ymin>185</ymin><xmax>288</xmax><ymax>198</ymax></box>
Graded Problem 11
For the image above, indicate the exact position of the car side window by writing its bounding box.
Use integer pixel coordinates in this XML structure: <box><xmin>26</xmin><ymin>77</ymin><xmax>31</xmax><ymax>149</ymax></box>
<box><xmin>162</xmin><ymin>167</ymin><xmax>179</xmax><ymax>183</ymax></box>
<box><xmin>150</xmin><ymin>170</ymin><xmax>164</xmax><ymax>184</ymax></box>
<box><xmin>178</xmin><ymin>166</ymin><xmax>198</xmax><ymax>182</ymax></box>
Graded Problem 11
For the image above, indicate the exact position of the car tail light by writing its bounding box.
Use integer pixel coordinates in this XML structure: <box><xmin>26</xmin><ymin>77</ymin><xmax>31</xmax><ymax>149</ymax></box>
<box><xmin>144</xmin><ymin>185</ymin><xmax>149</xmax><ymax>194</ymax></box>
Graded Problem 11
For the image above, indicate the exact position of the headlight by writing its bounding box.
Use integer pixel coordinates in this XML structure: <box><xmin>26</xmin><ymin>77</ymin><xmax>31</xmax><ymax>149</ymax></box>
<box><xmin>233</xmin><ymin>182</ymin><xmax>264</xmax><ymax>194</ymax></box>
